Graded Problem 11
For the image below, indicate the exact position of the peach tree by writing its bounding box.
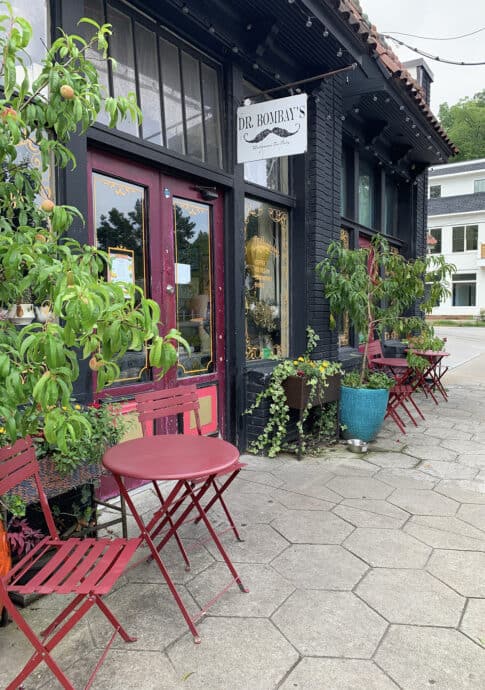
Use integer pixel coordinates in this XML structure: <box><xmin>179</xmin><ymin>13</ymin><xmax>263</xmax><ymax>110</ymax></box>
<box><xmin>0</xmin><ymin>6</ymin><xmax>186</xmax><ymax>455</ymax></box>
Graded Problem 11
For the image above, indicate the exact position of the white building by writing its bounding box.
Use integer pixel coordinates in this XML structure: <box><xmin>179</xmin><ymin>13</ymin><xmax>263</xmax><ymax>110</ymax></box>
<box><xmin>428</xmin><ymin>158</ymin><xmax>485</xmax><ymax>318</ymax></box>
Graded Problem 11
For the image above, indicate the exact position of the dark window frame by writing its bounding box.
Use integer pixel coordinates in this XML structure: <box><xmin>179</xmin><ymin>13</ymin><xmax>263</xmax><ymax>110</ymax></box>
<box><xmin>452</xmin><ymin>273</ymin><xmax>477</xmax><ymax>307</ymax></box>
<box><xmin>85</xmin><ymin>0</ymin><xmax>226</xmax><ymax>169</ymax></box>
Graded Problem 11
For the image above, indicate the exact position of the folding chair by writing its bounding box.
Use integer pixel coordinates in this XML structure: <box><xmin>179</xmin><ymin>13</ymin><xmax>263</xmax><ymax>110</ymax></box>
<box><xmin>135</xmin><ymin>386</ymin><xmax>245</xmax><ymax>555</ymax></box>
<box><xmin>0</xmin><ymin>438</ymin><xmax>141</xmax><ymax>690</ymax></box>
<box><xmin>365</xmin><ymin>340</ymin><xmax>425</xmax><ymax>433</ymax></box>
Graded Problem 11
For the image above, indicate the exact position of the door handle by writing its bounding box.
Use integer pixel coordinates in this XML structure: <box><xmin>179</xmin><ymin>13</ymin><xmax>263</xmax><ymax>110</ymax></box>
<box><xmin>166</xmin><ymin>284</ymin><xmax>175</xmax><ymax>295</ymax></box>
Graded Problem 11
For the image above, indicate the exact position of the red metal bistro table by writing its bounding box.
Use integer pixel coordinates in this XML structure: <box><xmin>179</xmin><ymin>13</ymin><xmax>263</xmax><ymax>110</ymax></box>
<box><xmin>103</xmin><ymin>435</ymin><xmax>248</xmax><ymax>643</ymax></box>
<box><xmin>410</xmin><ymin>350</ymin><xmax>449</xmax><ymax>403</ymax></box>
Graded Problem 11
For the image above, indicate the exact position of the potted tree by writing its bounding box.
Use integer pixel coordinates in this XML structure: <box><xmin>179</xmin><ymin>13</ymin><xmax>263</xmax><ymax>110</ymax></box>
<box><xmin>316</xmin><ymin>235</ymin><xmax>454</xmax><ymax>441</ymax></box>
<box><xmin>0</xmin><ymin>13</ymin><xmax>186</xmax><ymax>508</ymax></box>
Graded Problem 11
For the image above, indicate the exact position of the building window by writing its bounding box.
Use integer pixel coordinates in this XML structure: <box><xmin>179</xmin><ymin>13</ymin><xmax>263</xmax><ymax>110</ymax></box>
<box><xmin>474</xmin><ymin>179</ymin><xmax>485</xmax><ymax>193</ymax></box>
<box><xmin>243</xmin><ymin>82</ymin><xmax>289</xmax><ymax>194</ymax></box>
<box><xmin>430</xmin><ymin>185</ymin><xmax>441</xmax><ymax>198</ymax></box>
<box><xmin>358</xmin><ymin>159</ymin><xmax>375</xmax><ymax>228</ymax></box>
<box><xmin>452</xmin><ymin>225</ymin><xmax>478</xmax><ymax>252</ymax></box>
<box><xmin>427</xmin><ymin>228</ymin><xmax>442</xmax><ymax>254</ymax></box>
<box><xmin>452</xmin><ymin>274</ymin><xmax>476</xmax><ymax>307</ymax></box>
<box><xmin>384</xmin><ymin>176</ymin><xmax>398</xmax><ymax>236</ymax></box>
<box><xmin>244</xmin><ymin>199</ymin><xmax>289</xmax><ymax>360</ymax></box>
<box><xmin>83</xmin><ymin>0</ymin><xmax>224</xmax><ymax>167</ymax></box>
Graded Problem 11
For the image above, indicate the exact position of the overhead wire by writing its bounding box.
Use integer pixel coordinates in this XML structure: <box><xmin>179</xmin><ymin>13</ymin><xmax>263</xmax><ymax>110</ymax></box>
<box><xmin>382</xmin><ymin>26</ymin><xmax>485</xmax><ymax>41</ymax></box>
<box><xmin>383</xmin><ymin>35</ymin><xmax>485</xmax><ymax>65</ymax></box>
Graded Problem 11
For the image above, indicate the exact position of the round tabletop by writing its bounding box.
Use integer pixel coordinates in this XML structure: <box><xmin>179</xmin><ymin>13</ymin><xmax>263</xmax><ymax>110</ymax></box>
<box><xmin>103</xmin><ymin>435</ymin><xmax>240</xmax><ymax>481</ymax></box>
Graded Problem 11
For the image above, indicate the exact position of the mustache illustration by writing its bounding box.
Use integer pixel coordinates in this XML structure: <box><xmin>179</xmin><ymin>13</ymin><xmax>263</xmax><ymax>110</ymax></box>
<box><xmin>244</xmin><ymin>123</ymin><xmax>300</xmax><ymax>143</ymax></box>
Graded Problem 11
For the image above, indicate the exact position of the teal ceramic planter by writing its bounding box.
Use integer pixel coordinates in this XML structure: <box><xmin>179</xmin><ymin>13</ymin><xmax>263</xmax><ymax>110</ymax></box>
<box><xmin>340</xmin><ymin>385</ymin><xmax>389</xmax><ymax>442</ymax></box>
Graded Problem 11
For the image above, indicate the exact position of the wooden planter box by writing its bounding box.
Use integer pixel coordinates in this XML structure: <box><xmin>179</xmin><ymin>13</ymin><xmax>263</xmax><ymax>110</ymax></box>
<box><xmin>282</xmin><ymin>373</ymin><xmax>341</xmax><ymax>410</ymax></box>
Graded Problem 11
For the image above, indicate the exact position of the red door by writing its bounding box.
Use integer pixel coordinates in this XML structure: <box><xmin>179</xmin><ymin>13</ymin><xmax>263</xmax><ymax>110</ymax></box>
<box><xmin>87</xmin><ymin>152</ymin><xmax>225</xmax><ymax>492</ymax></box>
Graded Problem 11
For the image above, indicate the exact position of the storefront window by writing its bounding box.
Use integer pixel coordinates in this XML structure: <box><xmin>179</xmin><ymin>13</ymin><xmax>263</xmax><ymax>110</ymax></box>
<box><xmin>384</xmin><ymin>176</ymin><xmax>398</xmax><ymax>236</ymax></box>
<box><xmin>83</xmin><ymin>1</ymin><xmax>224</xmax><ymax>168</ymax></box>
<box><xmin>245</xmin><ymin>199</ymin><xmax>289</xmax><ymax>359</ymax></box>
<box><xmin>243</xmin><ymin>82</ymin><xmax>289</xmax><ymax>194</ymax></box>
<box><xmin>358</xmin><ymin>159</ymin><xmax>375</xmax><ymax>228</ymax></box>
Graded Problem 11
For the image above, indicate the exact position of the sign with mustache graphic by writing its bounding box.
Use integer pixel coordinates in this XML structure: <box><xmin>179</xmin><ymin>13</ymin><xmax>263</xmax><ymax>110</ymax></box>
<box><xmin>237</xmin><ymin>93</ymin><xmax>307</xmax><ymax>163</ymax></box>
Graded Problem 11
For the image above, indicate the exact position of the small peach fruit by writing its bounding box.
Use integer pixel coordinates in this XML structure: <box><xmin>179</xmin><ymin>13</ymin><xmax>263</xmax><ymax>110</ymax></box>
<box><xmin>60</xmin><ymin>84</ymin><xmax>75</xmax><ymax>100</ymax></box>
<box><xmin>40</xmin><ymin>199</ymin><xmax>55</xmax><ymax>213</ymax></box>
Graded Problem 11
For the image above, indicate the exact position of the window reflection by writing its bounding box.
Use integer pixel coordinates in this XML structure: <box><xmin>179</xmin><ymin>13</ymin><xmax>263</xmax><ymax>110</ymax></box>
<box><xmin>135</xmin><ymin>23</ymin><xmax>162</xmax><ymax>145</ymax></box>
<box><xmin>107</xmin><ymin>5</ymin><xmax>138</xmax><ymax>137</ymax></box>
<box><xmin>93</xmin><ymin>173</ymin><xmax>149</xmax><ymax>385</ymax></box>
<box><xmin>244</xmin><ymin>199</ymin><xmax>289</xmax><ymax>359</ymax></box>
<box><xmin>174</xmin><ymin>199</ymin><xmax>213</xmax><ymax>378</ymax></box>
<box><xmin>358</xmin><ymin>160</ymin><xmax>375</xmax><ymax>228</ymax></box>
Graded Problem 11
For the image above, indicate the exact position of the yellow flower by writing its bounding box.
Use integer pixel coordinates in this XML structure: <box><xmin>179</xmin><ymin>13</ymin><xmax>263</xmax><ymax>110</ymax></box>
<box><xmin>298</xmin><ymin>356</ymin><xmax>304</xmax><ymax>362</ymax></box>
<box><xmin>62</xmin><ymin>406</ymin><xmax>67</xmax><ymax>410</ymax></box>
<box><xmin>74</xmin><ymin>404</ymin><xmax>81</xmax><ymax>410</ymax></box>
<box><xmin>293</xmin><ymin>360</ymin><xmax>298</xmax><ymax>365</ymax></box>
<box><xmin>0</xmin><ymin>427</ymin><xmax>5</xmax><ymax>434</ymax></box>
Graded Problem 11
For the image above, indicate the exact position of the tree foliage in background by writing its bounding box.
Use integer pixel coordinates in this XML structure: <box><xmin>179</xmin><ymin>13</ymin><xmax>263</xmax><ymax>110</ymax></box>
<box><xmin>0</xmin><ymin>5</ymin><xmax>187</xmax><ymax>451</ymax></box>
<box><xmin>439</xmin><ymin>90</ymin><xmax>485</xmax><ymax>162</ymax></box>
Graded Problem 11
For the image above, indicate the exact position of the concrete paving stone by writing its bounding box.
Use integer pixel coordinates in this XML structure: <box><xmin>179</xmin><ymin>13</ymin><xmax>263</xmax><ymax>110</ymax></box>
<box><xmin>458</xmin><ymin>453</ymin><xmax>485</xmax><ymax>469</ymax></box>
<box><xmin>376</xmin><ymin>468</ymin><xmax>437</xmax><ymax>490</ymax></box>
<box><xmin>88</xmin><ymin>582</ymin><xmax>200</xmax><ymax>651</ymax></box>
<box><xmin>324</xmin><ymin>459</ymin><xmax>379</xmax><ymax>476</ymax></box>
<box><xmin>344</xmin><ymin>528</ymin><xmax>431</xmax><ymax>568</ymax></box>
<box><xmin>272</xmin><ymin>590</ymin><xmax>386</xmax><ymax>657</ymax></box>
<box><xmin>457</xmin><ymin>503</ymin><xmax>485</xmax><ymax>532</ymax></box>
<box><xmin>239</xmin><ymin>453</ymin><xmax>294</xmax><ymax>472</ymax></box>
<box><xmin>205</xmin><ymin>523</ymin><xmax>289</xmax><ymax>563</ymax></box>
<box><xmin>404</xmin><ymin>516</ymin><xmax>485</xmax><ymax>550</ymax></box>
<box><xmin>218</xmin><ymin>482</ymin><xmax>289</xmax><ymax>524</ymax></box>
<box><xmin>441</xmin><ymin>438</ymin><xmax>485</xmax><ymax>454</ymax></box>
<box><xmin>36</xmin><ymin>650</ymin><xmax>184</xmax><ymax>690</ymax></box>
<box><xmin>403</xmin><ymin>444</ymin><xmax>459</xmax><ymax>462</ymax></box>
<box><xmin>363</xmin><ymin>452</ymin><xmax>418</xmax><ymax>469</ymax></box>
<box><xmin>420</xmin><ymin>460</ymin><xmax>478</xmax><ymax>480</ymax></box>
<box><xmin>388</xmin><ymin>488</ymin><xmax>459</xmax><ymax>516</ymax></box>
<box><xmin>271</xmin><ymin>544</ymin><xmax>368</xmax><ymax>590</ymax></box>
<box><xmin>279</xmin><ymin>474</ymin><xmax>343</xmax><ymax>503</ymax></box>
<box><xmin>326</xmin><ymin>476</ymin><xmax>393</xmax><ymax>500</ymax></box>
<box><xmin>271</xmin><ymin>509</ymin><xmax>353</xmax><ymax>544</ymax></box>
<box><xmin>424</xmin><ymin>427</ymin><xmax>474</xmax><ymax>440</ymax></box>
<box><xmin>427</xmin><ymin>550</ymin><xmax>485</xmax><ymax>597</ymax></box>
<box><xmin>436</xmin><ymin>479</ymin><xmax>485</xmax><ymax>504</ymax></box>
<box><xmin>375</xmin><ymin>625</ymin><xmax>485</xmax><ymax>689</ymax></box>
<box><xmin>125</xmin><ymin>538</ymin><xmax>215</xmax><ymax>585</ymax></box>
<box><xmin>239</xmin><ymin>468</ymin><xmax>285</xmax><ymax>488</ymax></box>
<box><xmin>356</xmin><ymin>568</ymin><xmax>465</xmax><ymax>626</ymax></box>
<box><xmin>275</xmin><ymin>463</ymin><xmax>335</xmax><ymax>485</ymax></box>
<box><xmin>279</xmin><ymin>658</ymin><xmax>399</xmax><ymax>690</ymax></box>
<box><xmin>0</xmin><ymin>608</ymin><xmax>94</xmax><ymax>689</ymax></box>
<box><xmin>333</xmin><ymin>499</ymin><xmax>409</xmax><ymax>529</ymax></box>
<box><xmin>446</xmin><ymin>419</ymin><xmax>485</xmax><ymax>434</ymax></box>
<box><xmin>460</xmin><ymin>599</ymin><xmax>485</xmax><ymax>647</ymax></box>
<box><xmin>186</xmin><ymin>561</ymin><xmax>294</xmax><ymax>616</ymax></box>
<box><xmin>168</xmin><ymin>618</ymin><xmax>298</xmax><ymax>689</ymax></box>
<box><xmin>270</xmin><ymin>487</ymin><xmax>334</xmax><ymax>510</ymax></box>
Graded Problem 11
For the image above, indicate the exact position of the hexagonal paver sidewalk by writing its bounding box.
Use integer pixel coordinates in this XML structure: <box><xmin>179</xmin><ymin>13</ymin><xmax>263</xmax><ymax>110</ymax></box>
<box><xmin>3</xmin><ymin>382</ymin><xmax>485</xmax><ymax>690</ymax></box>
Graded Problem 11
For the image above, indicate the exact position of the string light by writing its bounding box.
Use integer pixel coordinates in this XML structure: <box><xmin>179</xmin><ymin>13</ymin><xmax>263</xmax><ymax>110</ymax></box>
<box><xmin>182</xmin><ymin>4</ymin><xmax>189</xmax><ymax>14</ymax></box>
<box><xmin>208</xmin><ymin>24</ymin><xmax>215</xmax><ymax>33</ymax></box>
<box><xmin>372</xmin><ymin>95</ymin><xmax>378</xmax><ymax>102</ymax></box>
<box><xmin>323</xmin><ymin>28</ymin><xmax>329</xmax><ymax>37</ymax></box>
<box><xmin>231</xmin><ymin>45</ymin><xmax>239</xmax><ymax>53</ymax></box>
<box><xmin>306</xmin><ymin>17</ymin><xmax>313</xmax><ymax>28</ymax></box>
<box><xmin>384</xmin><ymin>35</ymin><xmax>485</xmax><ymax>66</ymax></box>
<box><xmin>337</xmin><ymin>48</ymin><xmax>343</xmax><ymax>57</ymax></box>
<box><xmin>252</xmin><ymin>63</ymin><xmax>259</xmax><ymax>70</ymax></box>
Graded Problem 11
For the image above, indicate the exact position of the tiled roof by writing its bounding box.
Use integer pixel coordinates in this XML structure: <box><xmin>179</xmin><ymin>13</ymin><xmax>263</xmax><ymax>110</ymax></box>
<box><xmin>430</xmin><ymin>160</ymin><xmax>485</xmax><ymax>177</ymax></box>
<box><xmin>428</xmin><ymin>192</ymin><xmax>485</xmax><ymax>216</ymax></box>
<box><xmin>327</xmin><ymin>0</ymin><xmax>458</xmax><ymax>154</ymax></box>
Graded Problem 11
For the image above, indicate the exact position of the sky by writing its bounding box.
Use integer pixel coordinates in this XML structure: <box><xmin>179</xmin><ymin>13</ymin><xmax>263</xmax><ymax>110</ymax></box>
<box><xmin>361</xmin><ymin>0</ymin><xmax>485</xmax><ymax>115</ymax></box>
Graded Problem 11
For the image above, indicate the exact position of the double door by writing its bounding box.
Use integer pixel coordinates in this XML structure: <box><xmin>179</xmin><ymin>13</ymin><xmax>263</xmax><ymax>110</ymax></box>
<box><xmin>88</xmin><ymin>150</ymin><xmax>225</xmax><ymax>435</ymax></box>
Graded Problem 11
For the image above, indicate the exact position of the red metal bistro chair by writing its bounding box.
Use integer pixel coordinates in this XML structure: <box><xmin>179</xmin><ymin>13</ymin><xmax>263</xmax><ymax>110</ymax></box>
<box><xmin>135</xmin><ymin>386</ymin><xmax>245</xmax><ymax>556</ymax></box>
<box><xmin>0</xmin><ymin>438</ymin><xmax>141</xmax><ymax>690</ymax></box>
<box><xmin>365</xmin><ymin>340</ymin><xmax>425</xmax><ymax>434</ymax></box>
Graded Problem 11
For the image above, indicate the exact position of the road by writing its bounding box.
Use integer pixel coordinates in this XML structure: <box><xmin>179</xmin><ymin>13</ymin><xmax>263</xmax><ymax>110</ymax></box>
<box><xmin>434</xmin><ymin>326</ymin><xmax>485</xmax><ymax>384</ymax></box>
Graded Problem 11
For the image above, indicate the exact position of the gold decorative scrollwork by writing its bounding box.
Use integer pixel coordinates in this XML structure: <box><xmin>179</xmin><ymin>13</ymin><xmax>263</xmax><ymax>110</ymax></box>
<box><xmin>101</xmin><ymin>179</ymin><xmax>141</xmax><ymax>196</ymax></box>
<box><xmin>340</xmin><ymin>228</ymin><xmax>350</xmax><ymax>248</ymax></box>
<box><xmin>175</xmin><ymin>199</ymin><xmax>208</xmax><ymax>216</ymax></box>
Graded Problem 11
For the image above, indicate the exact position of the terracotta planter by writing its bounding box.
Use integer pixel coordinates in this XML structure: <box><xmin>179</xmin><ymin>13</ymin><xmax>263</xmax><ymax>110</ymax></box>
<box><xmin>282</xmin><ymin>373</ymin><xmax>341</xmax><ymax>410</ymax></box>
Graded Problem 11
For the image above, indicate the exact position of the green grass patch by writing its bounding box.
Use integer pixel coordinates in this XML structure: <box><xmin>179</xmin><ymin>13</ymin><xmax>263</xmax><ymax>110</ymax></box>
<box><xmin>430</xmin><ymin>320</ymin><xmax>485</xmax><ymax>327</ymax></box>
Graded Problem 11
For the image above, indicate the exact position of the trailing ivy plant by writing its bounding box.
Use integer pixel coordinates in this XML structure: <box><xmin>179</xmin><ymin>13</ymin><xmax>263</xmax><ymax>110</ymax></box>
<box><xmin>245</xmin><ymin>327</ymin><xmax>342</xmax><ymax>457</ymax></box>
<box><xmin>316</xmin><ymin>235</ymin><xmax>455</xmax><ymax>386</ymax></box>
<box><xmin>0</xmin><ymin>7</ymin><xmax>187</xmax><ymax>455</ymax></box>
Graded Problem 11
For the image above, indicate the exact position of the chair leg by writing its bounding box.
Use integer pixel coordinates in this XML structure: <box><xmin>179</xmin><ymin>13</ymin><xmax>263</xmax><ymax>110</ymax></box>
<box><xmin>94</xmin><ymin>594</ymin><xmax>137</xmax><ymax>643</ymax></box>
<box><xmin>151</xmin><ymin>481</ymin><xmax>191</xmax><ymax>571</ymax></box>
<box><xmin>195</xmin><ymin>471</ymin><xmax>243</xmax><ymax>541</ymax></box>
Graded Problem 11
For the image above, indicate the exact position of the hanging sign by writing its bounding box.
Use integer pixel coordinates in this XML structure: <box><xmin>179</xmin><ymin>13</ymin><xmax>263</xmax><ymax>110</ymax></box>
<box><xmin>237</xmin><ymin>93</ymin><xmax>307</xmax><ymax>164</ymax></box>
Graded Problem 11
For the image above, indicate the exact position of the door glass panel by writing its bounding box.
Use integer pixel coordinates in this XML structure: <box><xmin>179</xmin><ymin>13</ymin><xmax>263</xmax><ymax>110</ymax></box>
<box><xmin>135</xmin><ymin>23</ymin><xmax>163</xmax><ymax>145</ymax></box>
<box><xmin>173</xmin><ymin>198</ymin><xmax>213</xmax><ymax>378</ymax></box>
<box><xmin>107</xmin><ymin>5</ymin><xmax>138</xmax><ymax>137</ymax></box>
<box><xmin>93</xmin><ymin>173</ymin><xmax>150</xmax><ymax>385</ymax></box>
<box><xmin>160</xmin><ymin>38</ymin><xmax>185</xmax><ymax>154</ymax></box>
<box><xmin>181</xmin><ymin>51</ymin><xmax>204</xmax><ymax>160</ymax></box>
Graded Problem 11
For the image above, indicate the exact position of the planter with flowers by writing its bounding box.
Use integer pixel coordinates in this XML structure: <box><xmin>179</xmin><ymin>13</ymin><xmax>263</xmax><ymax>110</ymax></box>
<box><xmin>246</xmin><ymin>327</ymin><xmax>342</xmax><ymax>458</ymax></box>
